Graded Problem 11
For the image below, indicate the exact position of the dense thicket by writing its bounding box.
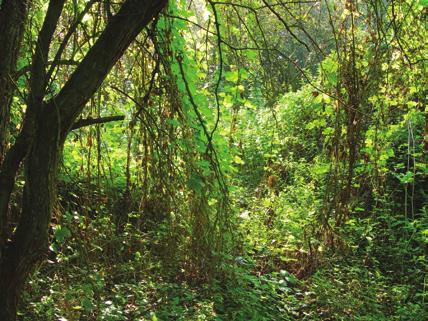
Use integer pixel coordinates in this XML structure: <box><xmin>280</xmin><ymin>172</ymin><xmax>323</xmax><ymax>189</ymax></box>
<box><xmin>0</xmin><ymin>0</ymin><xmax>426</xmax><ymax>320</ymax></box>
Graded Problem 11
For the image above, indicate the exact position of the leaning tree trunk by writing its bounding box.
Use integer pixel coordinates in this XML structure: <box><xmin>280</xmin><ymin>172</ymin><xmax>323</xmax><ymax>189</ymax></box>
<box><xmin>0</xmin><ymin>0</ymin><xmax>168</xmax><ymax>319</ymax></box>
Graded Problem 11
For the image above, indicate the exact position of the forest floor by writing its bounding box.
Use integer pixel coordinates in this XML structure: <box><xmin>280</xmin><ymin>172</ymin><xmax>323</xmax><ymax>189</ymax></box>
<box><xmin>17</xmin><ymin>183</ymin><xmax>427</xmax><ymax>321</ymax></box>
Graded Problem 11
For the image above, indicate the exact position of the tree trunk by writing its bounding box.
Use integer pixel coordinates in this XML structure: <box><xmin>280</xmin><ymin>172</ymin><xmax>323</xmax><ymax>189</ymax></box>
<box><xmin>0</xmin><ymin>0</ymin><xmax>65</xmax><ymax>261</ymax></box>
<box><xmin>0</xmin><ymin>110</ymin><xmax>61</xmax><ymax>320</ymax></box>
<box><xmin>0</xmin><ymin>0</ymin><xmax>29</xmax><ymax>163</ymax></box>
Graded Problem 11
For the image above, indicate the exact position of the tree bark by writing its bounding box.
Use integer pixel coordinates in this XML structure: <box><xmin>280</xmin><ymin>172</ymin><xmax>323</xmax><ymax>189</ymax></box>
<box><xmin>0</xmin><ymin>110</ymin><xmax>61</xmax><ymax>320</ymax></box>
<box><xmin>0</xmin><ymin>0</ymin><xmax>66</xmax><ymax>261</ymax></box>
<box><xmin>0</xmin><ymin>0</ymin><xmax>29</xmax><ymax>164</ymax></box>
<box><xmin>0</xmin><ymin>1</ymin><xmax>167</xmax><ymax>319</ymax></box>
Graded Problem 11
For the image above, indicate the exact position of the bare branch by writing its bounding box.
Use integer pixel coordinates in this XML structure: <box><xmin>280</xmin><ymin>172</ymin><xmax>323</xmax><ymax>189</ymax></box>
<box><xmin>71</xmin><ymin>115</ymin><xmax>125</xmax><ymax>130</ymax></box>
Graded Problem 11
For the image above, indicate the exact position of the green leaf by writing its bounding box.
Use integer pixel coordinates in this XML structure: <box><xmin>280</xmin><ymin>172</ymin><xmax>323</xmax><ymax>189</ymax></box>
<box><xmin>187</xmin><ymin>173</ymin><xmax>204</xmax><ymax>194</ymax></box>
<box><xmin>233</xmin><ymin>155</ymin><xmax>245</xmax><ymax>165</ymax></box>
<box><xmin>82</xmin><ymin>298</ymin><xmax>94</xmax><ymax>311</ymax></box>
<box><xmin>54</xmin><ymin>225</ymin><xmax>71</xmax><ymax>243</ymax></box>
<box><xmin>245</xmin><ymin>50</ymin><xmax>257</xmax><ymax>60</ymax></box>
<box><xmin>398</xmin><ymin>171</ymin><xmax>414</xmax><ymax>184</ymax></box>
<box><xmin>225</xmin><ymin>71</ymin><xmax>239</xmax><ymax>83</ymax></box>
<box><xmin>321</xmin><ymin>56</ymin><xmax>338</xmax><ymax>86</ymax></box>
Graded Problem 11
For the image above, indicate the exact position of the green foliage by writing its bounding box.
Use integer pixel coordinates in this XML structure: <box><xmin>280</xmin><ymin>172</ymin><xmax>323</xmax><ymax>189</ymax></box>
<box><xmin>13</xmin><ymin>0</ymin><xmax>427</xmax><ymax>320</ymax></box>
<box><xmin>304</xmin><ymin>261</ymin><xmax>427</xmax><ymax>321</ymax></box>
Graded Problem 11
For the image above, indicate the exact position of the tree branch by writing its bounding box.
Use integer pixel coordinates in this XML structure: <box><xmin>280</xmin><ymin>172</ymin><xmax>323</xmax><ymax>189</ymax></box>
<box><xmin>52</xmin><ymin>0</ymin><xmax>168</xmax><ymax>134</ymax></box>
<box><xmin>15</xmin><ymin>59</ymin><xmax>79</xmax><ymax>78</ymax></box>
<box><xmin>71</xmin><ymin>115</ymin><xmax>125</xmax><ymax>130</ymax></box>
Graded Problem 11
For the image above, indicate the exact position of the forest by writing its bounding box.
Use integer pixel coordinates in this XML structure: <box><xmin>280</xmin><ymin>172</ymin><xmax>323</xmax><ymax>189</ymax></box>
<box><xmin>0</xmin><ymin>0</ymin><xmax>426</xmax><ymax>320</ymax></box>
